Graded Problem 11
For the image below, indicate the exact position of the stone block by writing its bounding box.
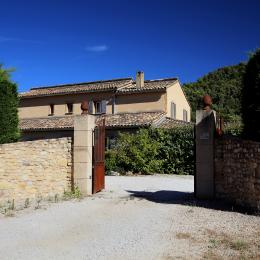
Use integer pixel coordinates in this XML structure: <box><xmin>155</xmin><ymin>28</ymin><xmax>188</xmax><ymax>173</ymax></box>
<box><xmin>74</xmin><ymin>115</ymin><xmax>96</xmax><ymax>131</ymax></box>
<box><xmin>74</xmin><ymin>130</ymin><xmax>93</xmax><ymax>147</ymax></box>
<box><xmin>73</xmin><ymin>147</ymin><xmax>92</xmax><ymax>163</ymax></box>
<box><xmin>73</xmin><ymin>162</ymin><xmax>92</xmax><ymax>179</ymax></box>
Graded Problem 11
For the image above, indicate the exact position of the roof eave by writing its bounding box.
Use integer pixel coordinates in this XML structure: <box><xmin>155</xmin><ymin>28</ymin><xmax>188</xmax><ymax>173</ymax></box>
<box><xmin>21</xmin><ymin>127</ymin><xmax>74</xmax><ymax>132</ymax></box>
<box><xmin>19</xmin><ymin>87</ymin><xmax>117</xmax><ymax>99</ymax></box>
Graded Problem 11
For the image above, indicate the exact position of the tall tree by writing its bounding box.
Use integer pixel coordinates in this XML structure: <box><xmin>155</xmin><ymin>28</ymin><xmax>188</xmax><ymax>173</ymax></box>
<box><xmin>242</xmin><ymin>49</ymin><xmax>260</xmax><ymax>141</ymax></box>
<box><xmin>0</xmin><ymin>65</ymin><xmax>20</xmax><ymax>144</ymax></box>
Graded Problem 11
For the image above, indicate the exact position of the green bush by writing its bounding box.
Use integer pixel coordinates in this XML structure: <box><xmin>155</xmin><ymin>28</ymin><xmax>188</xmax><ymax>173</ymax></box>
<box><xmin>0</xmin><ymin>79</ymin><xmax>20</xmax><ymax>144</ymax></box>
<box><xmin>105</xmin><ymin>150</ymin><xmax>121</xmax><ymax>173</ymax></box>
<box><xmin>158</xmin><ymin>126</ymin><xmax>194</xmax><ymax>175</ymax></box>
<box><xmin>105</xmin><ymin>126</ymin><xmax>194</xmax><ymax>175</ymax></box>
<box><xmin>242</xmin><ymin>49</ymin><xmax>260</xmax><ymax>141</ymax></box>
<box><xmin>224</xmin><ymin>117</ymin><xmax>243</xmax><ymax>136</ymax></box>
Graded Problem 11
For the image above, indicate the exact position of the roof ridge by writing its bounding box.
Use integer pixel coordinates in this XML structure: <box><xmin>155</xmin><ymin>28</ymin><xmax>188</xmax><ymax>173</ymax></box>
<box><xmin>30</xmin><ymin>77</ymin><xmax>133</xmax><ymax>90</ymax></box>
<box><xmin>144</xmin><ymin>77</ymin><xmax>178</xmax><ymax>83</ymax></box>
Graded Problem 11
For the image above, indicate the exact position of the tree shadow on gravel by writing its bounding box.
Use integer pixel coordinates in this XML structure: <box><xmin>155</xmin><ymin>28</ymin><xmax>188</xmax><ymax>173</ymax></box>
<box><xmin>126</xmin><ymin>190</ymin><xmax>259</xmax><ymax>216</ymax></box>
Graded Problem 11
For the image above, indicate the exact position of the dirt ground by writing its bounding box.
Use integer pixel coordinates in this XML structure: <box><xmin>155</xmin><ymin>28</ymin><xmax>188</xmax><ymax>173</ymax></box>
<box><xmin>0</xmin><ymin>175</ymin><xmax>259</xmax><ymax>260</ymax></box>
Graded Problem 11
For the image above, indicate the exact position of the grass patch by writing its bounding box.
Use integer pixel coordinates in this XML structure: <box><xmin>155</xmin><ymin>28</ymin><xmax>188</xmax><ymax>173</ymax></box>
<box><xmin>208</xmin><ymin>239</ymin><xmax>218</xmax><ymax>249</ymax></box>
<box><xmin>203</xmin><ymin>249</ymin><xmax>221</xmax><ymax>260</ymax></box>
<box><xmin>63</xmin><ymin>186</ymin><xmax>82</xmax><ymax>200</ymax></box>
<box><xmin>203</xmin><ymin>228</ymin><xmax>258</xmax><ymax>259</ymax></box>
<box><xmin>229</xmin><ymin>240</ymin><xmax>249</xmax><ymax>251</ymax></box>
<box><xmin>176</xmin><ymin>232</ymin><xmax>191</xmax><ymax>239</ymax></box>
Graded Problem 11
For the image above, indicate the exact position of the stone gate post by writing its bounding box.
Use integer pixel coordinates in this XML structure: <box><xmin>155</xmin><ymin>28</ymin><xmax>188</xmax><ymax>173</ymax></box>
<box><xmin>73</xmin><ymin>114</ymin><xmax>96</xmax><ymax>196</ymax></box>
<box><xmin>195</xmin><ymin>95</ymin><xmax>216</xmax><ymax>199</ymax></box>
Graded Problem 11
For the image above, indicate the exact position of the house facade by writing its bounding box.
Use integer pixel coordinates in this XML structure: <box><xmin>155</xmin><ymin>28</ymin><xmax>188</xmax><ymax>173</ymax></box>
<box><xmin>19</xmin><ymin>72</ymin><xmax>191</xmax><ymax>142</ymax></box>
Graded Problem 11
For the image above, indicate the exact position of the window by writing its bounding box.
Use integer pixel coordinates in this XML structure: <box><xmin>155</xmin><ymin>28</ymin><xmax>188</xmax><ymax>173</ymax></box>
<box><xmin>112</xmin><ymin>97</ymin><xmax>116</xmax><ymax>114</ymax></box>
<box><xmin>49</xmin><ymin>104</ymin><xmax>54</xmax><ymax>116</ymax></box>
<box><xmin>66</xmin><ymin>103</ymin><xmax>73</xmax><ymax>114</ymax></box>
<box><xmin>94</xmin><ymin>100</ymin><xmax>106</xmax><ymax>114</ymax></box>
<box><xmin>183</xmin><ymin>109</ymin><xmax>188</xmax><ymax>122</ymax></box>
<box><xmin>94</xmin><ymin>101</ymin><xmax>102</xmax><ymax>114</ymax></box>
<box><xmin>171</xmin><ymin>102</ymin><xmax>176</xmax><ymax>119</ymax></box>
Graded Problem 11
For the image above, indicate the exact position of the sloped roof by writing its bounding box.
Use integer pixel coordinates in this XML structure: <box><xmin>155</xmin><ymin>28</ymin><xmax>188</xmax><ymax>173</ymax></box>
<box><xmin>97</xmin><ymin>112</ymin><xmax>165</xmax><ymax>128</ymax></box>
<box><xmin>19</xmin><ymin>113</ymin><xmax>194</xmax><ymax>132</ymax></box>
<box><xmin>117</xmin><ymin>78</ymin><xmax>178</xmax><ymax>94</ymax></box>
<box><xmin>19</xmin><ymin>112</ymin><xmax>165</xmax><ymax>131</ymax></box>
<box><xmin>157</xmin><ymin>117</ymin><xmax>194</xmax><ymax>129</ymax></box>
<box><xmin>19</xmin><ymin>78</ymin><xmax>132</xmax><ymax>98</ymax></box>
<box><xmin>19</xmin><ymin>116</ymin><xmax>74</xmax><ymax>131</ymax></box>
<box><xmin>19</xmin><ymin>77</ymin><xmax>178</xmax><ymax>98</ymax></box>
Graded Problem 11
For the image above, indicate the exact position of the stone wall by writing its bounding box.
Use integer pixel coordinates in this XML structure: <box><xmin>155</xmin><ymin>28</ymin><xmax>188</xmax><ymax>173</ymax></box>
<box><xmin>215</xmin><ymin>137</ymin><xmax>260</xmax><ymax>210</ymax></box>
<box><xmin>0</xmin><ymin>138</ymin><xmax>72</xmax><ymax>207</ymax></box>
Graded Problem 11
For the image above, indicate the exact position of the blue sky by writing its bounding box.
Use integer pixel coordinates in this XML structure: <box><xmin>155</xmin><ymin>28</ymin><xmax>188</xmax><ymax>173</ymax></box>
<box><xmin>0</xmin><ymin>0</ymin><xmax>260</xmax><ymax>92</ymax></box>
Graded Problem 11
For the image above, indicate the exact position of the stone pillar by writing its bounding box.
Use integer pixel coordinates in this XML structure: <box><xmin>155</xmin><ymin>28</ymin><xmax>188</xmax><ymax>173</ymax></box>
<box><xmin>195</xmin><ymin>109</ymin><xmax>216</xmax><ymax>199</ymax></box>
<box><xmin>73</xmin><ymin>115</ymin><xmax>96</xmax><ymax>196</ymax></box>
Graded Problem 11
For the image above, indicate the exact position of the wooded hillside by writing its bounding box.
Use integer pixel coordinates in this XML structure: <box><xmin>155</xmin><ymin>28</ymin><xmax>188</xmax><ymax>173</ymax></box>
<box><xmin>183</xmin><ymin>63</ymin><xmax>246</xmax><ymax>121</ymax></box>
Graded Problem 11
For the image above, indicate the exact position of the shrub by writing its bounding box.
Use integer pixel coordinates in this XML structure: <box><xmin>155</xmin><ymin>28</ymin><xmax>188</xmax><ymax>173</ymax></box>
<box><xmin>242</xmin><ymin>49</ymin><xmax>260</xmax><ymax>141</ymax></box>
<box><xmin>224</xmin><ymin>116</ymin><xmax>243</xmax><ymax>136</ymax></box>
<box><xmin>105</xmin><ymin>126</ymin><xmax>194</xmax><ymax>175</ymax></box>
<box><xmin>158</xmin><ymin>126</ymin><xmax>194</xmax><ymax>175</ymax></box>
<box><xmin>105</xmin><ymin>150</ymin><xmax>120</xmax><ymax>173</ymax></box>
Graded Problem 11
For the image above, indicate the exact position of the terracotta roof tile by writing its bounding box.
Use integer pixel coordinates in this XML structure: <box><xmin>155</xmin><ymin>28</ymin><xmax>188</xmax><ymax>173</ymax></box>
<box><xmin>19</xmin><ymin>78</ymin><xmax>178</xmax><ymax>98</ymax></box>
<box><xmin>97</xmin><ymin>112</ymin><xmax>165</xmax><ymax>128</ymax></box>
<box><xmin>118</xmin><ymin>78</ymin><xmax>177</xmax><ymax>94</ymax></box>
<box><xmin>157</xmin><ymin>117</ymin><xmax>194</xmax><ymax>129</ymax></box>
<box><xmin>20</xmin><ymin>78</ymin><xmax>133</xmax><ymax>98</ymax></box>
<box><xmin>19</xmin><ymin>112</ymin><xmax>166</xmax><ymax>131</ymax></box>
<box><xmin>19</xmin><ymin>116</ymin><xmax>74</xmax><ymax>131</ymax></box>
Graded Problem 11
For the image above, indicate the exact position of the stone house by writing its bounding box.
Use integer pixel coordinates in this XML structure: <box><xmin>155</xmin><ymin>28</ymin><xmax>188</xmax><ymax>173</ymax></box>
<box><xmin>19</xmin><ymin>72</ymin><xmax>191</xmax><ymax>144</ymax></box>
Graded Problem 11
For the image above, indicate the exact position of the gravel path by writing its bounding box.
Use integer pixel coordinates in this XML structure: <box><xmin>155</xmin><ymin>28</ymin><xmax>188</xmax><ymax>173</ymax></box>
<box><xmin>0</xmin><ymin>175</ymin><xmax>259</xmax><ymax>260</ymax></box>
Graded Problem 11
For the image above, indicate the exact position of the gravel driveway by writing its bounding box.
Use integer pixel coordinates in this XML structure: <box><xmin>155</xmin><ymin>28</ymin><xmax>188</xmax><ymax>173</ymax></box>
<box><xmin>0</xmin><ymin>175</ymin><xmax>259</xmax><ymax>260</ymax></box>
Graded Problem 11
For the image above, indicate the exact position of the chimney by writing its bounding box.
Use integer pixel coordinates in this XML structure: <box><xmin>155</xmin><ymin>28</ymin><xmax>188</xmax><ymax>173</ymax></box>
<box><xmin>136</xmin><ymin>71</ymin><xmax>144</xmax><ymax>88</ymax></box>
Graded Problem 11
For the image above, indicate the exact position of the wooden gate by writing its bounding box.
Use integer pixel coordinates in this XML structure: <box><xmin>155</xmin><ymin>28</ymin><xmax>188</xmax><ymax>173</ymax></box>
<box><xmin>92</xmin><ymin>119</ymin><xmax>105</xmax><ymax>194</ymax></box>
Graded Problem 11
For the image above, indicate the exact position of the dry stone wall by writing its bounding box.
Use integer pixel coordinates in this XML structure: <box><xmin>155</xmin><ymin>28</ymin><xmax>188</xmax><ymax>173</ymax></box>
<box><xmin>0</xmin><ymin>138</ymin><xmax>72</xmax><ymax>207</ymax></box>
<box><xmin>215</xmin><ymin>137</ymin><xmax>260</xmax><ymax>210</ymax></box>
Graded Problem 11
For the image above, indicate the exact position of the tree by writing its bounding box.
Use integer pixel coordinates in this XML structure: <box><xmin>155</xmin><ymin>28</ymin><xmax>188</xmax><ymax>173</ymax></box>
<box><xmin>0</xmin><ymin>65</ymin><xmax>20</xmax><ymax>144</ymax></box>
<box><xmin>183</xmin><ymin>63</ymin><xmax>246</xmax><ymax>121</ymax></box>
<box><xmin>242</xmin><ymin>49</ymin><xmax>260</xmax><ymax>141</ymax></box>
<box><xmin>0</xmin><ymin>64</ymin><xmax>14</xmax><ymax>81</ymax></box>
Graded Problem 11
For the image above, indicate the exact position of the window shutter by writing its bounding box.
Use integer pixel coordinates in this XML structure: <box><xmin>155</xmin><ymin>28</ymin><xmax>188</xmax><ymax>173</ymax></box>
<box><xmin>101</xmin><ymin>100</ymin><xmax>107</xmax><ymax>114</ymax></box>
<box><xmin>112</xmin><ymin>97</ymin><xmax>116</xmax><ymax>114</ymax></box>
<box><xmin>88</xmin><ymin>100</ymin><xmax>93</xmax><ymax>114</ymax></box>
<box><xmin>171</xmin><ymin>102</ymin><xmax>176</xmax><ymax>119</ymax></box>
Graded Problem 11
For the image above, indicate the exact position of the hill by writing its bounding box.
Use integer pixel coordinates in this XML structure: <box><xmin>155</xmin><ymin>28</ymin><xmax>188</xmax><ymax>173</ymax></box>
<box><xmin>183</xmin><ymin>63</ymin><xmax>246</xmax><ymax>121</ymax></box>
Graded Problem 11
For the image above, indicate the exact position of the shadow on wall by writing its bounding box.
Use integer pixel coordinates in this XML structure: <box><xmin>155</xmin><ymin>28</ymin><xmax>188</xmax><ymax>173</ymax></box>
<box><xmin>126</xmin><ymin>190</ymin><xmax>259</xmax><ymax>216</ymax></box>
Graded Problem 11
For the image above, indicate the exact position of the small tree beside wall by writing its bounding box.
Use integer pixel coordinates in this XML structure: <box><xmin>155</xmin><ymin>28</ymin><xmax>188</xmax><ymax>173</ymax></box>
<box><xmin>0</xmin><ymin>65</ymin><xmax>20</xmax><ymax>144</ymax></box>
